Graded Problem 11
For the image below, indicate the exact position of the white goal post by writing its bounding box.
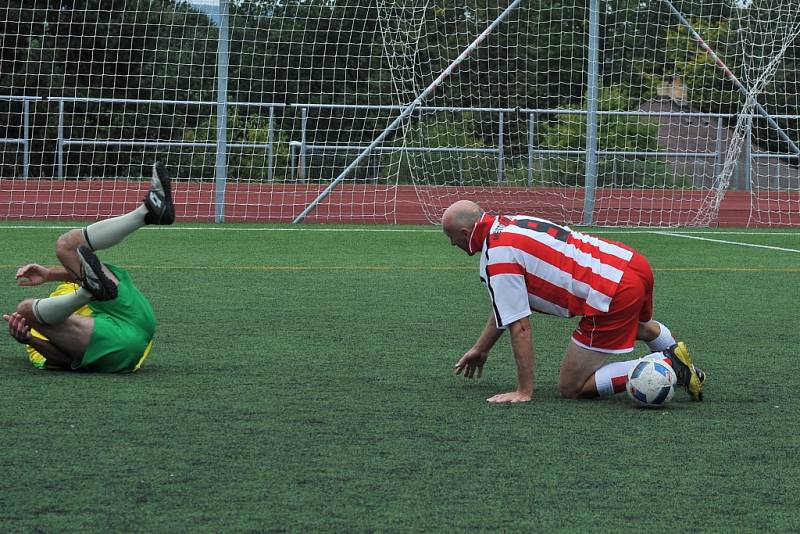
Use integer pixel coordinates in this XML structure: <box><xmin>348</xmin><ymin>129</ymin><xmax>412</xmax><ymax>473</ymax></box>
<box><xmin>1</xmin><ymin>0</ymin><xmax>799</xmax><ymax>226</ymax></box>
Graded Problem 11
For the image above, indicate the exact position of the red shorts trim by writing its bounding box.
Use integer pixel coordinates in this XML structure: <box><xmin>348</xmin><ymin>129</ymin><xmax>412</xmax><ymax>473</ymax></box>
<box><xmin>571</xmin><ymin>252</ymin><xmax>654</xmax><ymax>353</ymax></box>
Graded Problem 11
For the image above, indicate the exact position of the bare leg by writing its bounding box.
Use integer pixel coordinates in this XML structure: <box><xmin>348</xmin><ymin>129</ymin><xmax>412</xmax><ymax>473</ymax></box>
<box><xmin>15</xmin><ymin>300</ymin><xmax>94</xmax><ymax>362</ymax></box>
<box><xmin>562</xmin><ymin>335</ymin><xmax>679</xmax><ymax>399</ymax></box>
<box><xmin>31</xmin><ymin>229</ymin><xmax>119</xmax><ymax>320</ymax></box>
<box><xmin>558</xmin><ymin>341</ymin><xmax>609</xmax><ymax>399</ymax></box>
<box><xmin>637</xmin><ymin>320</ymin><xmax>676</xmax><ymax>352</ymax></box>
<box><xmin>55</xmin><ymin>229</ymin><xmax>118</xmax><ymax>285</ymax></box>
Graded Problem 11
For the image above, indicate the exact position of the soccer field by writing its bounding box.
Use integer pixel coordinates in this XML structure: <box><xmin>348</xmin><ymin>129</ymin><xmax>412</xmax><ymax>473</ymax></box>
<box><xmin>1</xmin><ymin>223</ymin><xmax>799</xmax><ymax>532</ymax></box>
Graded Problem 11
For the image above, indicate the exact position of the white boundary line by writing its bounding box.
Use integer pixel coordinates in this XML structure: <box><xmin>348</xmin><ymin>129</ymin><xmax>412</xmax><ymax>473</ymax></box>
<box><xmin>0</xmin><ymin>225</ymin><xmax>438</xmax><ymax>232</ymax></box>
<box><xmin>650</xmin><ymin>231</ymin><xmax>800</xmax><ymax>253</ymax></box>
<box><xmin>0</xmin><ymin>224</ymin><xmax>798</xmax><ymax>236</ymax></box>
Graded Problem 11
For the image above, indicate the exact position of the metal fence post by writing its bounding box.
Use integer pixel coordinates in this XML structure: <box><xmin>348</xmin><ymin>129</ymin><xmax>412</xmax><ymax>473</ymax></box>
<box><xmin>582</xmin><ymin>0</ymin><xmax>600</xmax><ymax>224</ymax></box>
<box><xmin>527</xmin><ymin>112</ymin><xmax>535</xmax><ymax>186</ymax></box>
<box><xmin>497</xmin><ymin>110</ymin><xmax>505</xmax><ymax>182</ymax></box>
<box><xmin>215</xmin><ymin>0</ymin><xmax>230</xmax><ymax>222</ymax></box>
<box><xmin>289</xmin><ymin>141</ymin><xmax>298</xmax><ymax>180</ymax></box>
<box><xmin>57</xmin><ymin>100</ymin><xmax>64</xmax><ymax>180</ymax></box>
<box><xmin>266</xmin><ymin>105</ymin><xmax>275</xmax><ymax>182</ymax></box>
<box><xmin>744</xmin><ymin>123</ymin><xmax>752</xmax><ymax>191</ymax></box>
<box><xmin>713</xmin><ymin>116</ymin><xmax>723</xmax><ymax>187</ymax></box>
<box><xmin>299</xmin><ymin>107</ymin><xmax>308</xmax><ymax>182</ymax></box>
<box><xmin>22</xmin><ymin>100</ymin><xmax>30</xmax><ymax>179</ymax></box>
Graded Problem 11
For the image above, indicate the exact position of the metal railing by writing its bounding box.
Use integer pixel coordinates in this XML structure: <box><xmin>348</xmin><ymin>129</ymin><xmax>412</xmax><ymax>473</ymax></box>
<box><xmin>4</xmin><ymin>95</ymin><xmax>799</xmax><ymax>214</ymax></box>
<box><xmin>0</xmin><ymin>95</ymin><xmax>42</xmax><ymax>179</ymax></box>
<box><xmin>51</xmin><ymin>97</ymin><xmax>286</xmax><ymax>183</ymax></box>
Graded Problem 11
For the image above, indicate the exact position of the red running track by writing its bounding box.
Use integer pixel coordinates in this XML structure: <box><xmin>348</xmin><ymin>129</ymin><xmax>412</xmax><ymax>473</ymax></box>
<box><xmin>1</xmin><ymin>180</ymin><xmax>797</xmax><ymax>226</ymax></box>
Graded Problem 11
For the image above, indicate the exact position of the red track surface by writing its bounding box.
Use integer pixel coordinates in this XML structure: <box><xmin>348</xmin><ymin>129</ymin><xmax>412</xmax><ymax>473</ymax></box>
<box><xmin>1</xmin><ymin>180</ymin><xmax>797</xmax><ymax>226</ymax></box>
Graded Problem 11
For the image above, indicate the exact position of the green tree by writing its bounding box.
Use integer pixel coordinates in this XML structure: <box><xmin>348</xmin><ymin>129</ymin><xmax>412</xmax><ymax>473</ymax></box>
<box><xmin>181</xmin><ymin>108</ymin><xmax>292</xmax><ymax>182</ymax></box>
<box><xmin>1</xmin><ymin>0</ymin><xmax>218</xmax><ymax>178</ymax></box>
<box><xmin>664</xmin><ymin>6</ymin><xmax>800</xmax><ymax>158</ymax></box>
<box><xmin>538</xmin><ymin>85</ymin><xmax>665</xmax><ymax>186</ymax></box>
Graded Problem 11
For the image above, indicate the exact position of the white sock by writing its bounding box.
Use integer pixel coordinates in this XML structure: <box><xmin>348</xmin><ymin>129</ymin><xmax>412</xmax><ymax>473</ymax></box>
<box><xmin>594</xmin><ymin>360</ymin><xmax>641</xmax><ymax>397</ymax></box>
<box><xmin>33</xmin><ymin>287</ymin><xmax>93</xmax><ymax>325</ymax></box>
<box><xmin>593</xmin><ymin>352</ymin><xmax>672</xmax><ymax>397</ymax></box>
<box><xmin>646</xmin><ymin>321</ymin><xmax>676</xmax><ymax>352</ymax></box>
<box><xmin>83</xmin><ymin>205</ymin><xmax>148</xmax><ymax>250</ymax></box>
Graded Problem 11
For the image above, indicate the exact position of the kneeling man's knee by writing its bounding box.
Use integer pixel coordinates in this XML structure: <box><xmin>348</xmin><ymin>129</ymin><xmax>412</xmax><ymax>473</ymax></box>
<box><xmin>558</xmin><ymin>378</ymin><xmax>584</xmax><ymax>399</ymax></box>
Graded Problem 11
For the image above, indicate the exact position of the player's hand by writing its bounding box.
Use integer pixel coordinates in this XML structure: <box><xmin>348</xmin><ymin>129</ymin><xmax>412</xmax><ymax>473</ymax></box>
<box><xmin>16</xmin><ymin>264</ymin><xmax>49</xmax><ymax>286</ymax></box>
<box><xmin>454</xmin><ymin>348</ymin><xmax>489</xmax><ymax>379</ymax></box>
<box><xmin>487</xmin><ymin>391</ymin><xmax>532</xmax><ymax>404</ymax></box>
<box><xmin>3</xmin><ymin>312</ymin><xmax>31</xmax><ymax>344</ymax></box>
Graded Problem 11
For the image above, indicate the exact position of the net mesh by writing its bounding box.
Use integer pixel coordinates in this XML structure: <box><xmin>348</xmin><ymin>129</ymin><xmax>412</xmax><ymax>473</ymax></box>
<box><xmin>732</xmin><ymin>0</ymin><xmax>800</xmax><ymax>226</ymax></box>
<box><xmin>1</xmin><ymin>0</ymin><xmax>798</xmax><ymax>225</ymax></box>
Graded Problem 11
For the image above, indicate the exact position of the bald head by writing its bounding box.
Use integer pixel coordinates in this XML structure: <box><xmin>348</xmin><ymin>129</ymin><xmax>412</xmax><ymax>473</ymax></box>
<box><xmin>442</xmin><ymin>200</ymin><xmax>484</xmax><ymax>255</ymax></box>
<box><xmin>442</xmin><ymin>200</ymin><xmax>483</xmax><ymax>231</ymax></box>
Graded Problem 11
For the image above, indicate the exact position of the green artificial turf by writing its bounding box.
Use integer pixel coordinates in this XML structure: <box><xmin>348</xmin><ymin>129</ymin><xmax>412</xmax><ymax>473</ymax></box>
<box><xmin>1</xmin><ymin>223</ymin><xmax>798</xmax><ymax>532</ymax></box>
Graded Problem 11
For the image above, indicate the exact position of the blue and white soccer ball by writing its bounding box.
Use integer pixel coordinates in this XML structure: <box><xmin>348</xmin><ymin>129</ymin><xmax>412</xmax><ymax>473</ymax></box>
<box><xmin>626</xmin><ymin>358</ymin><xmax>677</xmax><ymax>408</ymax></box>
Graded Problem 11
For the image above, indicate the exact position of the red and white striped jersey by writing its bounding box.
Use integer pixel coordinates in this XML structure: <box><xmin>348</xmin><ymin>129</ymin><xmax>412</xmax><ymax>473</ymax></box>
<box><xmin>468</xmin><ymin>213</ymin><xmax>635</xmax><ymax>328</ymax></box>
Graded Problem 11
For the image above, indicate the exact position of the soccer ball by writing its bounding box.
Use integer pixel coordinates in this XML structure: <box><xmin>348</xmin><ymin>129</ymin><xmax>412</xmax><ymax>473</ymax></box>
<box><xmin>626</xmin><ymin>358</ymin><xmax>677</xmax><ymax>408</ymax></box>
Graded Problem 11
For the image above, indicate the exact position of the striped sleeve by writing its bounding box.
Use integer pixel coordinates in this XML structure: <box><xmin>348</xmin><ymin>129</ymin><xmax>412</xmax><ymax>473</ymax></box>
<box><xmin>483</xmin><ymin>248</ymin><xmax>532</xmax><ymax>328</ymax></box>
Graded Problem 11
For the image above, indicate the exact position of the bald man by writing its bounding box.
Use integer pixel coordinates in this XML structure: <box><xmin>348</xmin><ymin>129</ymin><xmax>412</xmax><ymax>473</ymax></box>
<box><xmin>441</xmin><ymin>200</ymin><xmax>705</xmax><ymax>404</ymax></box>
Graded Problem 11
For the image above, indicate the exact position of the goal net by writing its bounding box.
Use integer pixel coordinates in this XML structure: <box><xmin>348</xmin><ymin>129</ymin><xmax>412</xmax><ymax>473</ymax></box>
<box><xmin>1</xmin><ymin>0</ymin><xmax>798</xmax><ymax>225</ymax></box>
<box><xmin>1</xmin><ymin>0</ymin><xmax>402</xmax><ymax>222</ymax></box>
<box><xmin>380</xmin><ymin>0</ymin><xmax>800</xmax><ymax>226</ymax></box>
<box><xmin>719</xmin><ymin>0</ymin><xmax>800</xmax><ymax>227</ymax></box>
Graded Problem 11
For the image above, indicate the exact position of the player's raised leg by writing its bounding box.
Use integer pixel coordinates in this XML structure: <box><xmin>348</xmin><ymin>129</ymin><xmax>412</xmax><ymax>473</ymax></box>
<box><xmin>81</xmin><ymin>161</ymin><xmax>175</xmax><ymax>254</ymax></box>
<box><xmin>586</xmin><ymin>321</ymin><xmax>704</xmax><ymax>400</ymax></box>
<box><xmin>34</xmin><ymin>161</ymin><xmax>175</xmax><ymax>324</ymax></box>
<box><xmin>638</xmin><ymin>320</ymin><xmax>675</xmax><ymax>352</ymax></box>
<box><xmin>143</xmin><ymin>161</ymin><xmax>175</xmax><ymax>226</ymax></box>
<box><xmin>24</xmin><ymin>242</ymin><xmax>117</xmax><ymax>332</ymax></box>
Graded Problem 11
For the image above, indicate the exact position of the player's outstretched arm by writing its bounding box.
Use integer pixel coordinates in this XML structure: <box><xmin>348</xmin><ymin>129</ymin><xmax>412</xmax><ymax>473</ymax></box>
<box><xmin>486</xmin><ymin>316</ymin><xmax>534</xmax><ymax>404</ymax></box>
<box><xmin>454</xmin><ymin>312</ymin><xmax>503</xmax><ymax>379</ymax></box>
<box><xmin>454</xmin><ymin>347</ymin><xmax>489</xmax><ymax>379</ymax></box>
<box><xmin>16</xmin><ymin>264</ymin><xmax>76</xmax><ymax>286</ymax></box>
